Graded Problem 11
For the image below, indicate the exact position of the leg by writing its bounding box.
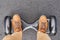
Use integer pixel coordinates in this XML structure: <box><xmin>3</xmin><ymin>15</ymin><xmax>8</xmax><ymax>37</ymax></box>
<box><xmin>3</xmin><ymin>14</ymin><xmax>22</xmax><ymax>40</ymax></box>
<box><xmin>3</xmin><ymin>32</ymin><xmax>22</xmax><ymax>40</ymax></box>
<box><xmin>37</xmin><ymin>15</ymin><xmax>51</xmax><ymax>40</ymax></box>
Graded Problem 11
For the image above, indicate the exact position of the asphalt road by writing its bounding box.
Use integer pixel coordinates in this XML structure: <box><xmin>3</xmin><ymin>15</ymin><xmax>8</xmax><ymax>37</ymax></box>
<box><xmin>0</xmin><ymin>0</ymin><xmax>59</xmax><ymax>40</ymax></box>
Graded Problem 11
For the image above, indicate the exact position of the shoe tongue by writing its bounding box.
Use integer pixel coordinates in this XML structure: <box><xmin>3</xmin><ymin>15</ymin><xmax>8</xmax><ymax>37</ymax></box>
<box><xmin>41</xmin><ymin>22</ymin><xmax>46</xmax><ymax>28</ymax></box>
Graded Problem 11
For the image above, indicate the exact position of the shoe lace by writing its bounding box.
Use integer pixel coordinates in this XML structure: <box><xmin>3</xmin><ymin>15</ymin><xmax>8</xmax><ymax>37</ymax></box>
<box><xmin>40</xmin><ymin>22</ymin><xmax>46</xmax><ymax>30</ymax></box>
<box><xmin>15</xmin><ymin>21</ymin><xmax>21</xmax><ymax>27</ymax></box>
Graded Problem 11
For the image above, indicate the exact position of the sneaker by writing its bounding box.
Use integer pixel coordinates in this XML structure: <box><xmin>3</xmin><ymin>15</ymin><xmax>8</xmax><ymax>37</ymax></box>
<box><xmin>38</xmin><ymin>15</ymin><xmax>48</xmax><ymax>33</ymax></box>
<box><xmin>12</xmin><ymin>14</ymin><xmax>22</xmax><ymax>32</ymax></box>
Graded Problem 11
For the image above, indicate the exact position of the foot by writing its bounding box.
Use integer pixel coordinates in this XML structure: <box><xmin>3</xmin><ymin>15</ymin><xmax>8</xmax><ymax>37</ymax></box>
<box><xmin>38</xmin><ymin>15</ymin><xmax>48</xmax><ymax>33</ymax></box>
<box><xmin>12</xmin><ymin>14</ymin><xmax>22</xmax><ymax>32</ymax></box>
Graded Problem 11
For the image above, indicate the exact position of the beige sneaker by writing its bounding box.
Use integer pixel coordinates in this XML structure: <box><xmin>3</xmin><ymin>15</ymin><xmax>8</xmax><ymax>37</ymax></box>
<box><xmin>12</xmin><ymin>14</ymin><xmax>22</xmax><ymax>32</ymax></box>
<box><xmin>38</xmin><ymin>15</ymin><xmax>48</xmax><ymax>33</ymax></box>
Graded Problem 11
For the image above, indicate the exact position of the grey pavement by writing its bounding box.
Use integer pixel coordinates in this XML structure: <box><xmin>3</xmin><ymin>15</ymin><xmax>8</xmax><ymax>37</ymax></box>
<box><xmin>0</xmin><ymin>0</ymin><xmax>59</xmax><ymax>40</ymax></box>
